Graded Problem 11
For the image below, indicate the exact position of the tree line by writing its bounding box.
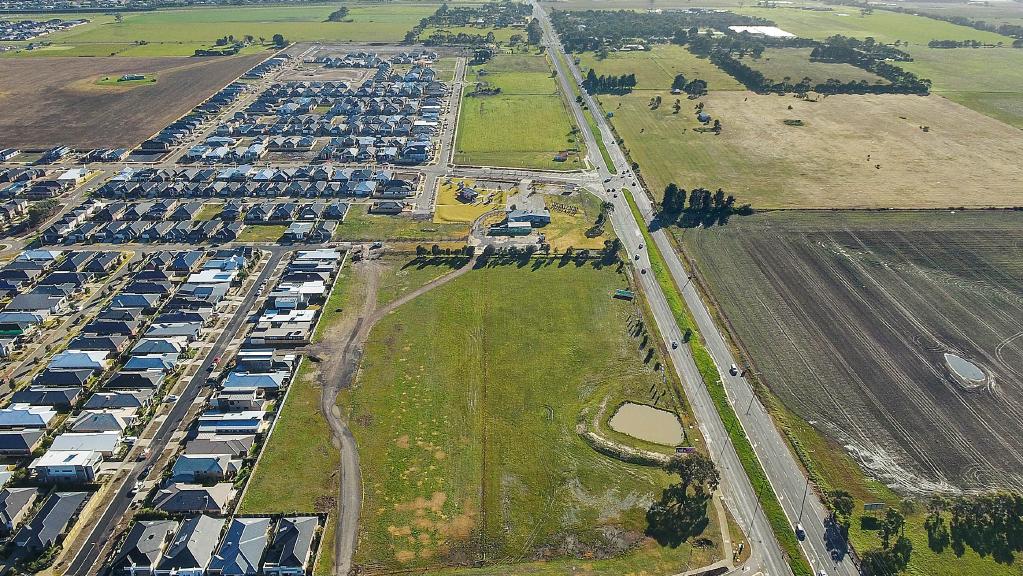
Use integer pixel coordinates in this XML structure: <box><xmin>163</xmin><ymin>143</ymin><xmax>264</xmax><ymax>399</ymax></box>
<box><xmin>583</xmin><ymin>69</ymin><xmax>637</xmax><ymax>94</ymax></box>
<box><xmin>927</xmin><ymin>39</ymin><xmax>995</xmax><ymax>48</ymax></box>
<box><xmin>925</xmin><ymin>492</ymin><xmax>1023</xmax><ymax>565</ymax></box>
<box><xmin>659</xmin><ymin>183</ymin><xmax>751</xmax><ymax>227</ymax></box>
<box><xmin>671</xmin><ymin>73</ymin><xmax>708</xmax><ymax>96</ymax></box>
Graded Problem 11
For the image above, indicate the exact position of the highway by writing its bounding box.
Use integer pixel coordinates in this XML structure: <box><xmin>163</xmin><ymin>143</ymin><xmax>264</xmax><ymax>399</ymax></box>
<box><xmin>62</xmin><ymin>249</ymin><xmax>285</xmax><ymax>576</ymax></box>
<box><xmin>534</xmin><ymin>3</ymin><xmax>858</xmax><ymax>575</ymax></box>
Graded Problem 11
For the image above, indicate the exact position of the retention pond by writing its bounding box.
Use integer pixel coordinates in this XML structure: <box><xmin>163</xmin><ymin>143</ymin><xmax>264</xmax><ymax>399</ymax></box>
<box><xmin>608</xmin><ymin>402</ymin><xmax>683</xmax><ymax>446</ymax></box>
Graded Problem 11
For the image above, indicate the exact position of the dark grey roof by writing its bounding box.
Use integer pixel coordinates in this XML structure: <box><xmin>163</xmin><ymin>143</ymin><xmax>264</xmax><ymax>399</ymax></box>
<box><xmin>152</xmin><ymin>483</ymin><xmax>232</xmax><ymax>514</ymax></box>
<box><xmin>110</xmin><ymin>519</ymin><xmax>178</xmax><ymax>574</ymax></box>
<box><xmin>156</xmin><ymin>515</ymin><xmax>225</xmax><ymax>572</ymax></box>
<box><xmin>34</xmin><ymin>368</ymin><xmax>91</xmax><ymax>386</ymax></box>
<box><xmin>209</xmin><ymin>517</ymin><xmax>270</xmax><ymax>576</ymax></box>
<box><xmin>107</xmin><ymin>371</ymin><xmax>164</xmax><ymax>389</ymax></box>
<box><xmin>10</xmin><ymin>386</ymin><xmax>82</xmax><ymax>409</ymax></box>
<box><xmin>67</xmin><ymin>334</ymin><xmax>128</xmax><ymax>352</ymax></box>
<box><xmin>84</xmin><ymin>389</ymin><xmax>155</xmax><ymax>410</ymax></box>
<box><xmin>0</xmin><ymin>429</ymin><xmax>43</xmax><ymax>453</ymax></box>
<box><xmin>14</xmin><ymin>491</ymin><xmax>89</xmax><ymax>551</ymax></box>
<box><xmin>0</xmin><ymin>487</ymin><xmax>37</xmax><ymax>532</ymax></box>
<box><xmin>263</xmin><ymin>516</ymin><xmax>317</xmax><ymax>571</ymax></box>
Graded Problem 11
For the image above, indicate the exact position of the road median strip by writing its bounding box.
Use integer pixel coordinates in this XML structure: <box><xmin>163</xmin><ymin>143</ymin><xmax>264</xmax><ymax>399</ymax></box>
<box><xmin>623</xmin><ymin>189</ymin><xmax>814</xmax><ymax>576</ymax></box>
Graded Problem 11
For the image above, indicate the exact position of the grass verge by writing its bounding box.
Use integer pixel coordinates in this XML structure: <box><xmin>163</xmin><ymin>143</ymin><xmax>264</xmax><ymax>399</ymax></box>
<box><xmin>622</xmin><ymin>189</ymin><xmax>813</xmax><ymax>576</ymax></box>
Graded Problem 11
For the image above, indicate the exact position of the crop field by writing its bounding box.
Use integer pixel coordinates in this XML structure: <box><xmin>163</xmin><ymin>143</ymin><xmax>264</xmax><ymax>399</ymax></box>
<box><xmin>340</xmin><ymin>262</ymin><xmax>727</xmax><ymax>574</ymax></box>
<box><xmin>0</xmin><ymin>55</ymin><xmax>264</xmax><ymax>149</ymax></box>
<box><xmin>681</xmin><ymin>210</ymin><xmax>1023</xmax><ymax>496</ymax></box>
<box><xmin>11</xmin><ymin>4</ymin><xmax>438</xmax><ymax>55</ymax></box>
<box><xmin>576</xmin><ymin>44</ymin><xmax>743</xmax><ymax>91</ymax></box>
<box><xmin>733</xmin><ymin>6</ymin><xmax>1012</xmax><ymax>46</ymax></box>
<box><xmin>602</xmin><ymin>90</ymin><xmax>1023</xmax><ymax>208</ymax></box>
<box><xmin>455</xmin><ymin>54</ymin><xmax>585</xmax><ymax>170</ymax></box>
<box><xmin>899</xmin><ymin>47</ymin><xmax>1023</xmax><ymax>129</ymax></box>
<box><xmin>747</xmin><ymin>47</ymin><xmax>886</xmax><ymax>85</ymax></box>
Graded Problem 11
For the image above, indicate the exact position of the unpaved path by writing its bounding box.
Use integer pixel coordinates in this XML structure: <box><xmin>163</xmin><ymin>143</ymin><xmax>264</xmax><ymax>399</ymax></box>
<box><xmin>309</xmin><ymin>256</ymin><xmax>477</xmax><ymax>576</ymax></box>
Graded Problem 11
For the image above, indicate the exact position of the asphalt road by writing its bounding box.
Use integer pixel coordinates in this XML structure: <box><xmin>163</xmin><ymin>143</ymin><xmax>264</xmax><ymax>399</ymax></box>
<box><xmin>535</xmin><ymin>4</ymin><xmax>859</xmax><ymax>575</ymax></box>
<box><xmin>62</xmin><ymin>249</ymin><xmax>285</xmax><ymax>576</ymax></box>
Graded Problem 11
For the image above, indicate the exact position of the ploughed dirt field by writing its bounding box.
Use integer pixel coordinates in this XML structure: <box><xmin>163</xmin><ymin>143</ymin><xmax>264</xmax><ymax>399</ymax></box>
<box><xmin>682</xmin><ymin>211</ymin><xmax>1023</xmax><ymax>494</ymax></box>
<box><xmin>0</xmin><ymin>54</ymin><xmax>265</xmax><ymax>149</ymax></box>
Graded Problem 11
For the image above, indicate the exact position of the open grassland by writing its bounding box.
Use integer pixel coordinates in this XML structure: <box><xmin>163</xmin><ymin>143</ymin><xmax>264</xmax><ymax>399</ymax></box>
<box><xmin>748</xmin><ymin>47</ymin><xmax>886</xmax><ymax>85</ymax></box>
<box><xmin>540</xmin><ymin>189</ymin><xmax>615</xmax><ymax>251</ymax></box>
<box><xmin>420</xmin><ymin>24</ymin><xmax>521</xmax><ymax>44</ymax></box>
<box><xmin>456</xmin><ymin>53</ymin><xmax>585</xmax><ymax>170</ymax></box>
<box><xmin>605</xmin><ymin>90</ymin><xmax>1023</xmax><ymax>207</ymax></box>
<box><xmin>734</xmin><ymin>6</ymin><xmax>1012</xmax><ymax>45</ymax></box>
<box><xmin>341</xmin><ymin>262</ymin><xmax>727</xmax><ymax>574</ymax></box>
<box><xmin>0</xmin><ymin>55</ymin><xmax>263</xmax><ymax>148</ymax></box>
<box><xmin>577</xmin><ymin>44</ymin><xmax>743</xmax><ymax>91</ymax></box>
<box><xmin>433</xmin><ymin>178</ymin><xmax>507</xmax><ymax>224</ymax></box>
<box><xmin>893</xmin><ymin>0</ymin><xmax>1023</xmax><ymax>27</ymax></box>
<box><xmin>682</xmin><ymin>210</ymin><xmax>1023</xmax><ymax>495</ymax></box>
<box><xmin>900</xmin><ymin>47</ymin><xmax>1023</xmax><ymax>128</ymax></box>
<box><xmin>340</xmin><ymin>204</ymin><xmax>469</xmax><ymax>242</ymax></box>
<box><xmin>40</xmin><ymin>4</ymin><xmax>437</xmax><ymax>49</ymax></box>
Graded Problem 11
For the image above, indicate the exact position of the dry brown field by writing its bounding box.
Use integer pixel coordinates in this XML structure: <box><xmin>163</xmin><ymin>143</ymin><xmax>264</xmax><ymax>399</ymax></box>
<box><xmin>0</xmin><ymin>54</ymin><xmax>265</xmax><ymax>149</ymax></box>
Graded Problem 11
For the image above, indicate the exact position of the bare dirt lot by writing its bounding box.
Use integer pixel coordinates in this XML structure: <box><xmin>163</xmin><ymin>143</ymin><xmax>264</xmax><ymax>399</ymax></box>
<box><xmin>610</xmin><ymin>91</ymin><xmax>1023</xmax><ymax>208</ymax></box>
<box><xmin>0</xmin><ymin>54</ymin><xmax>265</xmax><ymax>149</ymax></box>
<box><xmin>681</xmin><ymin>211</ymin><xmax>1023</xmax><ymax>494</ymax></box>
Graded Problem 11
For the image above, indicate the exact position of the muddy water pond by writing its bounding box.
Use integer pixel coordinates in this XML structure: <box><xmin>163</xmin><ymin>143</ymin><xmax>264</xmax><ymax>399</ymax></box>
<box><xmin>608</xmin><ymin>402</ymin><xmax>683</xmax><ymax>445</ymax></box>
<box><xmin>944</xmin><ymin>353</ymin><xmax>985</xmax><ymax>383</ymax></box>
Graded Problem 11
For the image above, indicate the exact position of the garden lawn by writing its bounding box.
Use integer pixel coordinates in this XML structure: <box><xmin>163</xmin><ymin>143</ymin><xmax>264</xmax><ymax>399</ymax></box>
<box><xmin>341</xmin><ymin>262</ymin><xmax>727</xmax><ymax>573</ymax></box>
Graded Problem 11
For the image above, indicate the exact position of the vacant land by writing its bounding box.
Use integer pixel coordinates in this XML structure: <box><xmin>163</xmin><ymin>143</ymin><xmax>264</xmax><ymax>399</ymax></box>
<box><xmin>734</xmin><ymin>7</ymin><xmax>1011</xmax><ymax>45</ymax></box>
<box><xmin>604</xmin><ymin>90</ymin><xmax>1023</xmax><ymax>207</ymax></box>
<box><xmin>577</xmin><ymin>44</ymin><xmax>743</xmax><ymax>91</ymax></box>
<box><xmin>456</xmin><ymin>54</ymin><xmax>585</xmax><ymax>170</ymax></box>
<box><xmin>540</xmin><ymin>189</ymin><xmax>615</xmax><ymax>251</ymax></box>
<box><xmin>341</xmin><ymin>205</ymin><xmax>469</xmax><ymax>242</ymax></box>
<box><xmin>0</xmin><ymin>55</ymin><xmax>263</xmax><ymax>148</ymax></box>
<box><xmin>748</xmin><ymin>47</ymin><xmax>886</xmax><ymax>85</ymax></box>
<box><xmin>236</xmin><ymin>224</ymin><xmax>286</xmax><ymax>243</ymax></box>
<box><xmin>900</xmin><ymin>47</ymin><xmax>1023</xmax><ymax>128</ymax></box>
<box><xmin>433</xmin><ymin>178</ymin><xmax>507</xmax><ymax>224</ymax></box>
<box><xmin>683</xmin><ymin>210</ymin><xmax>1023</xmax><ymax>495</ymax></box>
<box><xmin>3</xmin><ymin>4</ymin><xmax>438</xmax><ymax>56</ymax></box>
<box><xmin>341</xmin><ymin>262</ymin><xmax>725</xmax><ymax>574</ymax></box>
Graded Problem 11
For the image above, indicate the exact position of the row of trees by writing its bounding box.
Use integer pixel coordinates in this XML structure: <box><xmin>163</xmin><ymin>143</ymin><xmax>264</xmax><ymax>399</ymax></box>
<box><xmin>659</xmin><ymin>184</ymin><xmax>751</xmax><ymax>228</ymax></box>
<box><xmin>583</xmin><ymin>69</ymin><xmax>637</xmax><ymax>94</ymax></box>
<box><xmin>927</xmin><ymin>39</ymin><xmax>996</xmax><ymax>48</ymax></box>
<box><xmin>925</xmin><ymin>492</ymin><xmax>1023</xmax><ymax>564</ymax></box>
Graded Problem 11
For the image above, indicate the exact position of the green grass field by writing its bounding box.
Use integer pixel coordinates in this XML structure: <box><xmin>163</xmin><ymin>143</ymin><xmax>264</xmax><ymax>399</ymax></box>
<box><xmin>2</xmin><ymin>4</ymin><xmax>438</xmax><ymax>57</ymax></box>
<box><xmin>419</xmin><ymin>24</ymin><xmax>521</xmax><ymax>44</ymax></box>
<box><xmin>340</xmin><ymin>261</ymin><xmax>728</xmax><ymax>573</ymax></box>
<box><xmin>577</xmin><ymin>44</ymin><xmax>744</xmax><ymax>91</ymax></box>
<box><xmin>749</xmin><ymin>47</ymin><xmax>886</xmax><ymax>85</ymax></box>
<box><xmin>900</xmin><ymin>47</ymin><xmax>1023</xmax><ymax>128</ymax></box>
<box><xmin>734</xmin><ymin>6</ymin><xmax>1013</xmax><ymax>45</ymax></box>
<box><xmin>340</xmin><ymin>204</ymin><xmax>469</xmax><ymax>242</ymax></box>
<box><xmin>456</xmin><ymin>53</ymin><xmax>586</xmax><ymax>170</ymax></box>
<box><xmin>236</xmin><ymin>224</ymin><xmax>285</xmax><ymax>243</ymax></box>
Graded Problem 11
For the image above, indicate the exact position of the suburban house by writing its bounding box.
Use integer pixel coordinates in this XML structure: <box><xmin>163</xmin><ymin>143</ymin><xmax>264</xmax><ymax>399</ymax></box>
<box><xmin>152</xmin><ymin>483</ymin><xmax>233</xmax><ymax>514</ymax></box>
<box><xmin>170</xmin><ymin>454</ymin><xmax>241</xmax><ymax>483</ymax></box>
<box><xmin>109</xmin><ymin>519</ymin><xmax>178</xmax><ymax>576</ymax></box>
<box><xmin>0</xmin><ymin>487</ymin><xmax>38</xmax><ymax>535</ymax></box>
<box><xmin>29</xmin><ymin>449</ymin><xmax>103</xmax><ymax>483</ymax></box>
<box><xmin>207</xmin><ymin>517</ymin><xmax>271</xmax><ymax>576</ymax></box>
<box><xmin>154</xmin><ymin>515</ymin><xmax>226</xmax><ymax>576</ymax></box>
<box><xmin>13</xmin><ymin>490</ymin><xmax>89</xmax><ymax>551</ymax></box>
<box><xmin>262</xmin><ymin>516</ymin><xmax>318</xmax><ymax>576</ymax></box>
<box><xmin>50</xmin><ymin>431</ymin><xmax>122</xmax><ymax>457</ymax></box>
<box><xmin>0</xmin><ymin>429</ymin><xmax>45</xmax><ymax>456</ymax></box>
<box><xmin>0</xmin><ymin>404</ymin><xmax>58</xmax><ymax>429</ymax></box>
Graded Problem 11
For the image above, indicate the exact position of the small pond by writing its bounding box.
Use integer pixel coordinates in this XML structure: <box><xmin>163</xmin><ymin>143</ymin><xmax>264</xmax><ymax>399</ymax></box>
<box><xmin>944</xmin><ymin>353</ymin><xmax>985</xmax><ymax>383</ymax></box>
<box><xmin>609</xmin><ymin>402</ymin><xmax>683</xmax><ymax>446</ymax></box>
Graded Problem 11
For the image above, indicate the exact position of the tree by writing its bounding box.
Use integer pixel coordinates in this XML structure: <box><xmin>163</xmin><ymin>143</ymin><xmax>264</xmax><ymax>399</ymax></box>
<box><xmin>662</xmin><ymin>183</ymin><xmax>685</xmax><ymax>214</ymax></box>
<box><xmin>272</xmin><ymin>33</ymin><xmax>286</xmax><ymax>47</ymax></box>
<box><xmin>327</xmin><ymin>6</ymin><xmax>349</xmax><ymax>22</ymax></box>
<box><xmin>830</xmin><ymin>490</ymin><xmax>854</xmax><ymax>519</ymax></box>
<box><xmin>431</xmin><ymin>244</ymin><xmax>442</xmax><ymax>256</ymax></box>
<box><xmin>671</xmin><ymin>73</ymin><xmax>687</xmax><ymax>91</ymax></box>
<box><xmin>526</xmin><ymin>18</ymin><xmax>542</xmax><ymax>44</ymax></box>
<box><xmin>664</xmin><ymin>452</ymin><xmax>720</xmax><ymax>495</ymax></box>
<box><xmin>416</xmin><ymin>245</ymin><xmax>428</xmax><ymax>257</ymax></box>
<box><xmin>882</xmin><ymin>508</ymin><xmax>905</xmax><ymax>549</ymax></box>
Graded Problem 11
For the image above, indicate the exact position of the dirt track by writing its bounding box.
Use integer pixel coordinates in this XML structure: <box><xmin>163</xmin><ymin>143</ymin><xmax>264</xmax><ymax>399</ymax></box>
<box><xmin>308</xmin><ymin>255</ymin><xmax>477</xmax><ymax>575</ymax></box>
<box><xmin>0</xmin><ymin>54</ymin><xmax>265</xmax><ymax>148</ymax></box>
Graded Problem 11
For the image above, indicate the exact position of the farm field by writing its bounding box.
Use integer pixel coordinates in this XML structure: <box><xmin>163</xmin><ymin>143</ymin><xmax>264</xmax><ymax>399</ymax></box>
<box><xmin>236</xmin><ymin>224</ymin><xmax>286</xmax><ymax>243</ymax></box>
<box><xmin>456</xmin><ymin>53</ymin><xmax>585</xmax><ymax>170</ymax></box>
<box><xmin>0</xmin><ymin>55</ymin><xmax>264</xmax><ymax>149</ymax></box>
<box><xmin>733</xmin><ymin>6</ymin><xmax>1012</xmax><ymax>46</ymax></box>
<box><xmin>601</xmin><ymin>90</ymin><xmax>1023</xmax><ymax>207</ymax></box>
<box><xmin>340</xmin><ymin>262</ymin><xmax>726</xmax><ymax>574</ymax></box>
<box><xmin>17</xmin><ymin>4</ymin><xmax>438</xmax><ymax>52</ymax></box>
<box><xmin>576</xmin><ymin>44</ymin><xmax>744</xmax><ymax>91</ymax></box>
<box><xmin>747</xmin><ymin>47</ymin><xmax>886</xmax><ymax>85</ymax></box>
<box><xmin>681</xmin><ymin>210</ymin><xmax>1023</xmax><ymax>495</ymax></box>
<box><xmin>872</xmin><ymin>0</ymin><xmax>1023</xmax><ymax>27</ymax></box>
<box><xmin>900</xmin><ymin>47</ymin><xmax>1023</xmax><ymax>128</ymax></box>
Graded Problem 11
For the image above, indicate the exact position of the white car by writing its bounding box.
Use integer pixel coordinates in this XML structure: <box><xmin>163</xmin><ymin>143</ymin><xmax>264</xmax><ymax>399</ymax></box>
<box><xmin>729</xmin><ymin>364</ymin><xmax>739</xmax><ymax>375</ymax></box>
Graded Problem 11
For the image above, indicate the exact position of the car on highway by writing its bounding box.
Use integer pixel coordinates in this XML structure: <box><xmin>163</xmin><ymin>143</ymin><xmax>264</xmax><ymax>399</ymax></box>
<box><xmin>603</xmin><ymin>177</ymin><xmax>611</xmax><ymax>183</ymax></box>
<box><xmin>818</xmin><ymin>570</ymin><xmax>828</xmax><ymax>576</ymax></box>
<box><xmin>640</xmin><ymin>269</ymin><xmax>646</xmax><ymax>274</ymax></box>
<box><xmin>729</xmin><ymin>364</ymin><xmax>739</xmax><ymax>375</ymax></box>
<box><xmin>796</xmin><ymin>523</ymin><xmax>806</xmax><ymax>540</ymax></box>
<box><xmin>634</xmin><ymin>254</ymin><xmax>640</xmax><ymax>261</ymax></box>
<box><xmin>671</xmin><ymin>341</ymin><xmax>678</xmax><ymax>349</ymax></box>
